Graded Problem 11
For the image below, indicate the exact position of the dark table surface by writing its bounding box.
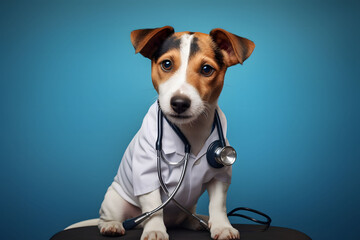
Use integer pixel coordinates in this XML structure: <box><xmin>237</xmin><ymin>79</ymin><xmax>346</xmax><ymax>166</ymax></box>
<box><xmin>51</xmin><ymin>224</ymin><xmax>311</xmax><ymax>240</ymax></box>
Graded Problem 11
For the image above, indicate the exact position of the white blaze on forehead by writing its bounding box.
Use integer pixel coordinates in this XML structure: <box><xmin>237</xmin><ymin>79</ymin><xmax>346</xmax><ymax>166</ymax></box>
<box><xmin>159</xmin><ymin>34</ymin><xmax>193</xmax><ymax>94</ymax></box>
<box><xmin>177</xmin><ymin>34</ymin><xmax>193</xmax><ymax>82</ymax></box>
<box><xmin>158</xmin><ymin>34</ymin><xmax>204</xmax><ymax>121</ymax></box>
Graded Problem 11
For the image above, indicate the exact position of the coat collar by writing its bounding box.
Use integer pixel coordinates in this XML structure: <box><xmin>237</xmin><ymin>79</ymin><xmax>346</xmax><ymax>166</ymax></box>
<box><xmin>158</xmin><ymin>104</ymin><xmax>227</xmax><ymax>159</ymax></box>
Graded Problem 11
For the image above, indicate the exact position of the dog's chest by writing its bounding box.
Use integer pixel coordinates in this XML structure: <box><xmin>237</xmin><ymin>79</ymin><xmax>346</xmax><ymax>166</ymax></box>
<box><xmin>114</xmin><ymin>102</ymin><xmax>231</xmax><ymax>209</ymax></box>
<box><xmin>158</xmin><ymin>150</ymin><xmax>226</xmax><ymax>208</ymax></box>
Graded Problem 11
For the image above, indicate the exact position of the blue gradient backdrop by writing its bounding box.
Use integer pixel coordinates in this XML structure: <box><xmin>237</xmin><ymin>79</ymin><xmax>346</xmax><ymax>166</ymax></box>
<box><xmin>1</xmin><ymin>0</ymin><xmax>359</xmax><ymax>239</ymax></box>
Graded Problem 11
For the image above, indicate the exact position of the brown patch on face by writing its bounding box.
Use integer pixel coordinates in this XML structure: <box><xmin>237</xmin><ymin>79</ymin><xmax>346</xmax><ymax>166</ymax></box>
<box><xmin>186</xmin><ymin>32</ymin><xmax>227</xmax><ymax>103</ymax></box>
<box><xmin>151</xmin><ymin>32</ymin><xmax>188</xmax><ymax>92</ymax></box>
<box><xmin>151</xmin><ymin>49</ymin><xmax>179</xmax><ymax>92</ymax></box>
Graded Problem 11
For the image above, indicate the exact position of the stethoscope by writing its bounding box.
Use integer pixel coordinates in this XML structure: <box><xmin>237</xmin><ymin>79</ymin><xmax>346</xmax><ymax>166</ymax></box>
<box><xmin>123</xmin><ymin>103</ymin><xmax>271</xmax><ymax>231</ymax></box>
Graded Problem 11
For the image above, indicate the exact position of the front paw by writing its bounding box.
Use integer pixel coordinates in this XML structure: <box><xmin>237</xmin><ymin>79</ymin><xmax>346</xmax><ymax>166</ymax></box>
<box><xmin>210</xmin><ymin>225</ymin><xmax>240</xmax><ymax>240</ymax></box>
<box><xmin>98</xmin><ymin>220</ymin><xmax>125</xmax><ymax>236</ymax></box>
<box><xmin>141</xmin><ymin>230</ymin><xmax>169</xmax><ymax>240</ymax></box>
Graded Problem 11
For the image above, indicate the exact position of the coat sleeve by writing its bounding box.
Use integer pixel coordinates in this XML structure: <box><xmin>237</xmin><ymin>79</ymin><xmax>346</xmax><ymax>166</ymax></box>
<box><xmin>131</xmin><ymin>103</ymin><xmax>161</xmax><ymax>196</ymax></box>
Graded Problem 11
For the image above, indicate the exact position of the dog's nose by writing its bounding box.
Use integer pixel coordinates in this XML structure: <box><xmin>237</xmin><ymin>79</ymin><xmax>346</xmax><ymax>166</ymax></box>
<box><xmin>170</xmin><ymin>95</ymin><xmax>191</xmax><ymax>114</ymax></box>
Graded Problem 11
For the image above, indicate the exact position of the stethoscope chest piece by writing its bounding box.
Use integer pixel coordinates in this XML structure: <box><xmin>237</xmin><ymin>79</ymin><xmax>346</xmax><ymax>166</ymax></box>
<box><xmin>207</xmin><ymin>140</ymin><xmax>237</xmax><ymax>168</ymax></box>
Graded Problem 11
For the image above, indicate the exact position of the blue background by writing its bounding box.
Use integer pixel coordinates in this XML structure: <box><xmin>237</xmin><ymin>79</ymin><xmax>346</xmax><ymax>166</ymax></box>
<box><xmin>1</xmin><ymin>0</ymin><xmax>359</xmax><ymax>239</ymax></box>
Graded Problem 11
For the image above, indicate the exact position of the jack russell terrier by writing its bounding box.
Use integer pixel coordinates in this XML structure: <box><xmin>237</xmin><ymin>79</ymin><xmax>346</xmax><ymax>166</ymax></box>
<box><xmin>67</xmin><ymin>26</ymin><xmax>254</xmax><ymax>240</ymax></box>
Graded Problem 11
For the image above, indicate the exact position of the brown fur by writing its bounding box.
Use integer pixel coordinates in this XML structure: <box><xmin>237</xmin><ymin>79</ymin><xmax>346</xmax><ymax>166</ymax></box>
<box><xmin>186</xmin><ymin>32</ymin><xmax>227</xmax><ymax>103</ymax></box>
<box><xmin>151</xmin><ymin>48</ymin><xmax>181</xmax><ymax>92</ymax></box>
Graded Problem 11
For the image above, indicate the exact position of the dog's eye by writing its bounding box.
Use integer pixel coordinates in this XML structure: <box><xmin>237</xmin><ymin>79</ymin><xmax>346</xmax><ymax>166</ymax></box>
<box><xmin>200</xmin><ymin>64</ymin><xmax>214</xmax><ymax>77</ymax></box>
<box><xmin>161</xmin><ymin>60</ymin><xmax>173</xmax><ymax>72</ymax></box>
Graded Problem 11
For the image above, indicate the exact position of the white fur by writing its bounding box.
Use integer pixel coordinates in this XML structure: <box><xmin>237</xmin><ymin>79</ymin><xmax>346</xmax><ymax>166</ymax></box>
<box><xmin>138</xmin><ymin>189</ymin><xmax>168</xmax><ymax>240</ymax></box>
<box><xmin>208</xmin><ymin>180</ymin><xmax>240</xmax><ymax>239</ymax></box>
<box><xmin>158</xmin><ymin>34</ymin><xmax>204</xmax><ymax>125</ymax></box>
<box><xmin>65</xmin><ymin>219</ymin><xmax>98</xmax><ymax>229</ymax></box>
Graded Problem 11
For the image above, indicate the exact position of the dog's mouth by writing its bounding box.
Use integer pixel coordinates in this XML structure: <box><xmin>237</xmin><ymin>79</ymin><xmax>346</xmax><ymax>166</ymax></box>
<box><xmin>165</xmin><ymin>112</ymin><xmax>196</xmax><ymax>125</ymax></box>
<box><xmin>169</xmin><ymin>114</ymin><xmax>192</xmax><ymax>119</ymax></box>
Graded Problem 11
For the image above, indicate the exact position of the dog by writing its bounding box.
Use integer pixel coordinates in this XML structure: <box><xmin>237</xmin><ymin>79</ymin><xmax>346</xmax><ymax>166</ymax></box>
<box><xmin>67</xmin><ymin>26</ymin><xmax>254</xmax><ymax>240</ymax></box>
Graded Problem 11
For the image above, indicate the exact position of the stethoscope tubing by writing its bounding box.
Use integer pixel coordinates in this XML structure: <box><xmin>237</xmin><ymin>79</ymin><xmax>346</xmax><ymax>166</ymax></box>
<box><xmin>149</xmin><ymin>152</ymin><xmax>189</xmax><ymax>215</ymax></box>
<box><xmin>227</xmin><ymin>207</ymin><xmax>272</xmax><ymax>229</ymax></box>
<box><xmin>158</xmin><ymin>150</ymin><xmax>186</xmax><ymax>166</ymax></box>
<box><xmin>122</xmin><ymin>151</ymin><xmax>190</xmax><ymax>230</ymax></box>
<box><xmin>157</xmin><ymin>150</ymin><xmax>210</xmax><ymax>231</ymax></box>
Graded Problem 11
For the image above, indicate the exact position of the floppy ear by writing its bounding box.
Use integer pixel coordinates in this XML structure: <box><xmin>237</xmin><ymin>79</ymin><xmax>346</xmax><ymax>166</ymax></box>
<box><xmin>210</xmin><ymin>28</ymin><xmax>255</xmax><ymax>66</ymax></box>
<box><xmin>130</xmin><ymin>26</ymin><xmax>175</xmax><ymax>59</ymax></box>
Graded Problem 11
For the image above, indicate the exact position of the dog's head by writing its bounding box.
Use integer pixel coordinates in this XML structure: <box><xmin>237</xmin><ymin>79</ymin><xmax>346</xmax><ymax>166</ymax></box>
<box><xmin>131</xmin><ymin>26</ymin><xmax>255</xmax><ymax>125</ymax></box>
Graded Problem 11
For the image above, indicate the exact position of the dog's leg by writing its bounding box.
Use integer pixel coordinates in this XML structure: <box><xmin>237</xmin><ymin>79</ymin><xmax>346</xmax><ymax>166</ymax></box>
<box><xmin>99</xmin><ymin>185</ymin><xmax>141</xmax><ymax>236</ymax></box>
<box><xmin>138</xmin><ymin>188</ymin><xmax>168</xmax><ymax>240</ymax></box>
<box><xmin>207</xmin><ymin>179</ymin><xmax>240</xmax><ymax>240</ymax></box>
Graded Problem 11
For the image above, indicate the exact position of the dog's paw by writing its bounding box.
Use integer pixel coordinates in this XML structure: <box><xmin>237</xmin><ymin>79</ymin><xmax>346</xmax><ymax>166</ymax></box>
<box><xmin>210</xmin><ymin>225</ymin><xmax>240</xmax><ymax>240</ymax></box>
<box><xmin>98</xmin><ymin>220</ymin><xmax>125</xmax><ymax>236</ymax></box>
<box><xmin>141</xmin><ymin>230</ymin><xmax>169</xmax><ymax>240</ymax></box>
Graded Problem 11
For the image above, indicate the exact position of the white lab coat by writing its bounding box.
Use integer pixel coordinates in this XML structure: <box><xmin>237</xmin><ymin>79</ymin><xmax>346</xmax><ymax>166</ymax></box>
<box><xmin>112</xmin><ymin>101</ymin><xmax>232</xmax><ymax>212</ymax></box>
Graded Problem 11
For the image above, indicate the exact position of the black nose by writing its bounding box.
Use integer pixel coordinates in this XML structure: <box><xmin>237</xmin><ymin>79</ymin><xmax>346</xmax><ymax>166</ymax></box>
<box><xmin>170</xmin><ymin>95</ymin><xmax>191</xmax><ymax>114</ymax></box>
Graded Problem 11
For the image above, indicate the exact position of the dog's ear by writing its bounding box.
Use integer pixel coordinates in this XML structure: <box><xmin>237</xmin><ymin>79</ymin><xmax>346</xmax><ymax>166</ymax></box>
<box><xmin>210</xmin><ymin>28</ymin><xmax>255</xmax><ymax>66</ymax></box>
<box><xmin>131</xmin><ymin>26</ymin><xmax>175</xmax><ymax>59</ymax></box>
